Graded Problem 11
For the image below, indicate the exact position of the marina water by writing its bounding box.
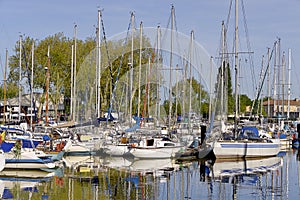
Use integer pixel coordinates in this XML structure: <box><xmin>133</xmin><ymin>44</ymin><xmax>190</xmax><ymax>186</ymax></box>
<box><xmin>1</xmin><ymin>149</ymin><xmax>299</xmax><ymax>199</ymax></box>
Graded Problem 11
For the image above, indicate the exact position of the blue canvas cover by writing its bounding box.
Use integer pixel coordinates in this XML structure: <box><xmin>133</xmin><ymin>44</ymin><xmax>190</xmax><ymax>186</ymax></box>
<box><xmin>0</xmin><ymin>141</ymin><xmax>15</xmax><ymax>152</ymax></box>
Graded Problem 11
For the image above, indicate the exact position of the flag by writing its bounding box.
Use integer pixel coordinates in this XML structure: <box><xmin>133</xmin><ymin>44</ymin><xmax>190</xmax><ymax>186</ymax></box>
<box><xmin>0</xmin><ymin>130</ymin><xmax>5</xmax><ymax>144</ymax></box>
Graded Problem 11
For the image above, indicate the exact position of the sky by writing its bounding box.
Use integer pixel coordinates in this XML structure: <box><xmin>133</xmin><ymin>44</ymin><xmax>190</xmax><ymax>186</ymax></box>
<box><xmin>0</xmin><ymin>0</ymin><xmax>299</xmax><ymax>99</ymax></box>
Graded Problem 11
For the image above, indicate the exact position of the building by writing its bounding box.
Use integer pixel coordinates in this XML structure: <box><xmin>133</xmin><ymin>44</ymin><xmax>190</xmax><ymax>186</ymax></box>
<box><xmin>0</xmin><ymin>93</ymin><xmax>65</xmax><ymax>123</ymax></box>
<box><xmin>263</xmin><ymin>98</ymin><xmax>300</xmax><ymax>119</ymax></box>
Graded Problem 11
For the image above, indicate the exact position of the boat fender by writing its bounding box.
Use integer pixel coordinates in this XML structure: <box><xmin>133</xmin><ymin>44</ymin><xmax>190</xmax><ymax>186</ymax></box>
<box><xmin>131</xmin><ymin>143</ymin><xmax>136</xmax><ymax>147</ymax></box>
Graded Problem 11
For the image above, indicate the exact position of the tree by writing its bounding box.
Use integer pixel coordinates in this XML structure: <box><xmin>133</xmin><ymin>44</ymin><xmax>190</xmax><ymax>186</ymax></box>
<box><xmin>7</xmin><ymin>33</ymin><xmax>96</xmax><ymax>120</ymax></box>
<box><xmin>239</xmin><ymin>94</ymin><xmax>252</xmax><ymax>113</ymax></box>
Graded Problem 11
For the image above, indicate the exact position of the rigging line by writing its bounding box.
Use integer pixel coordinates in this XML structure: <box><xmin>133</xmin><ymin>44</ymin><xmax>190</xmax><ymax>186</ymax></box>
<box><xmin>142</xmin><ymin>54</ymin><xmax>154</xmax><ymax>120</ymax></box>
<box><xmin>251</xmin><ymin>41</ymin><xmax>277</xmax><ymax>113</ymax></box>
<box><xmin>225</xmin><ymin>0</ymin><xmax>233</xmax><ymax>35</ymax></box>
<box><xmin>100</xmin><ymin>14</ymin><xmax>114</xmax><ymax>108</ymax></box>
<box><xmin>241</xmin><ymin>0</ymin><xmax>256</xmax><ymax>93</ymax></box>
<box><xmin>22</xmin><ymin>41</ymin><xmax>37</xmax><ymax>121</ymax></box>
<box><xmin>21</xmin><ymin>42</ymin><xmax>33</xmax><ymax>94</ymax></box>
<box><xmin>290</xmin><ymin>54</ymin><xmax>299</xmax><ymax>94</ymax></box>
<box><xmin>107</xmin><ymin>15</ymin><xmax>132</xmax><ymax>123</ymax></box>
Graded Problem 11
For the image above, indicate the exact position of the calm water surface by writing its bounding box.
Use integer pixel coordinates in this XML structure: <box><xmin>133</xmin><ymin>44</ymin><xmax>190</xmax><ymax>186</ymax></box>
<box><xmin>1</xmin><ymin>149</ymin><xmax>300</xmax><ymax>200</ymax></box>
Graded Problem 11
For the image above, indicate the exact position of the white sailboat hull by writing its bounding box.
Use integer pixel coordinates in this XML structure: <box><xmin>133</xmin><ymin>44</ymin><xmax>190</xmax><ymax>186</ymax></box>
<box><xmin>212</xmin><ymin>139</ymin><xmax>281</xmax><ymax>159</ymax></box>
<box><xmin>104</xmin><ymin>144</ymin><xmax>131</xmax><ymax>156</ymax></box>
<box><xmin>130</xmin><ymin>146</ymin><xmax>183</xmax><ymax>159</ymax></box>
<box><xmin>4</xmin><ymin>151</ymin><xmax>56</xmax><ymax>169</ymax></box>
<box><xmin>0</xmin><ymin>152</ymin><xmax>5</xmax><ymax>172</ymax></box>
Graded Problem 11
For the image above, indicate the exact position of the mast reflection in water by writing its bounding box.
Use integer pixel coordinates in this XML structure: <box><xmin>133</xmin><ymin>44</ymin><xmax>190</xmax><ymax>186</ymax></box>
<box><xmin>1</xmin><ymin>150</ymin><xmax>300</xmax><ymax>199</ymax></box>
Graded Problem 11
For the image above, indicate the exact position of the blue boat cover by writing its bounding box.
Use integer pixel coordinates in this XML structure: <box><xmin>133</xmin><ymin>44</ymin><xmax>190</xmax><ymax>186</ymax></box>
<box><xmin>2</xmin><ymin>188</ymin><xmax>13</xmax><ymax>199</ymax></box>
<box><xmin>239</xmin><ymin>126</ymin><xmax>259</xmax><ymax>139</ymax></box>
<box><xmin>21</xmin><ymin>139</ymin><xmax>40</xmax><ymax>148</ymax></box>
<box><xmin>0</xmin><ymin>141</ymin><xmax>14</xmax><ymax>152</ymax></box>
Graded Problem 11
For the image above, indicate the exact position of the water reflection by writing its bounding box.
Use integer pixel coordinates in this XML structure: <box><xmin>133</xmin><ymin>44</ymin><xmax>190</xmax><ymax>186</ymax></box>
<box><xmin>1</xmin><ymin>151</ymin><xmax>300</xmax><ymax>199</ymax></box>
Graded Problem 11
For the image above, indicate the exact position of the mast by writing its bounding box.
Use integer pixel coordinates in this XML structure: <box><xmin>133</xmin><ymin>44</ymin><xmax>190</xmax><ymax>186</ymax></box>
<box><xmin>281</xmin><ymin>51</ymin><xmax>285</xmax><ymax>117</ymax></box>
<box><xmin>97</xmin><ymin>9</ymin><xmax>102</xmax><ymax>118</ymax></box>
<box><xmin>73</xmin><ymin>24</ymin><xmax>77</xmax><ymax>122</ymax></box>
<box><xmin>30</xmin><ymin>42</ymin><xmax>34</xmax><ymax>129</ymax></box>
<box><xmin>267</xmin><ymin>47</ymin><xmax>270</xmax><ymax>117</ymax></box>
<box><xmin>129</xmin><ymin>12</ymin><xmax>135</xmax><ymax>126</ymax></box>
<box><xmin>175</xmin><ymin>63</ymin><xmax>178</xmax><ymax>120</ymax></box>
<box><xmin>156</xmin><ymin>25</ymin><xmax>161</xmax><ymax>124</ymax></box>
<box><xmin>209</xmin><ymin>56</ymin><xmax>213</xmax><ymax>125</ymax></box>
<box><xmin>4</xmin><ymin>49</ymin><xmax>8</xmax><ymax>123</ymax></box>
<box><xmin>182</xmin><ymin>55</ymin><xmax>187</xmax><ymax>119</ymax></box>
<box><xmin>277</xmin><ymin>38</ymin><xmax>281</xmax><ymax>118</ymax></box>
<box><xmin>45</xmin><ymin>46</ymin><xmax>50</xmax><ymax>126</ymax></box>
<box><xmin>70</xmin><ymin>45</ymin><xmax>74</xmax><ymax>121</ymax></box>
<box><xmin>287</xmin><ymin>49</ymin><xmax>291</xmax><ymax>119</ymax></box>
<box><xmin>138</xmin><ymin>21</ymin><xmax>143</xmax><ymax>119</ymax></box>
<box><xmin>234</xmin><ymin>0</ymin><xmax>239</xmax><ymax>136</ymax></box>
<box><xmin>260</xmin><ymin>55</ymin><xmax>264</xmax><ymax>125</ymax></box>
<box><xmin>188</xmin><ymin>30</ymin><xmax>194</xmax><ymax>132</ymax></box>
<box><xmin>19</xmin><ymin>35</ymin><xmax>22</xmax><ymax>122</ymax></box>
<box><xmin>168</xmin><ymin>5</ymin><xmax>175</xmax><ymax>129</ymax></box>
<box><xmin>273</xmin><ymin>42</ymin><xmax>277</xmax><ymax>117</ymax></box>
<box><xmin>147</xmin><ymin>57</ymin><xmax>151</xmax><ymax>117</ymax></box>
<box><xmin>221</xmin><ymin>21</ymin><xmax>225</xmax><ymax>123</ymax></box>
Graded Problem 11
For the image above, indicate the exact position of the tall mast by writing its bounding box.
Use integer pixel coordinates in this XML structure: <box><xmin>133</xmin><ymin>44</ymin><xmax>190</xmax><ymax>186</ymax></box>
<box><xmin>287</xmin><ymin>49</ymin><xmax>291</xmax><ymax>119</ymax></box>
<box><xmin>147</xmin><ymin>57</ymin><xmax>151</xmax><ymax>117</ymax></box>
<box><xmin>175</xmin><ymin>63</ymin><xmax>178</xmax><ymax>119</ymax></box>
<box><xmin>209</xmin><ymin>56</ymin><xmax>213</xmax><ymax>125</ymax></box>
<box><xmin>97</xmin><ymin>9</ymin><xmax>102</xmax><ymax>118</ymax></box>
<box><xmin>70</xmin><ymin>45</ymin><xmax>74</xmax><ymax>121</ymax></box>
<box><xmin>45</xmin><ymin>46</ymin><xmax>50</xmax><ymax>126</ymax></box>
<box><xmin>30</xmin><ymin>42</ymin><xmax>34</xmax><ymax>129</ymax></box>
<box><xmin>168</xmin><ymin>5</ymin><xmax>175</xmax><ymax>129</ymax></box>
<box><xmin>129</xmin><ymin>12</ymin><xmax>135</xmax><ymax>126</ymax></box>
<box><xmin>19</xmin><ymin>35</ymin><xmax>22</xmax><ymax>122</ymax></box>
<box><xmin>73</xmin><ymin>24</ymin><xmax>77</xmax><ymax>122</ymax></box>
<box><xmin>260</xmin><ymin>55</ymin><xmax>264</xmax><ymax>123</ymax></box>
<box><xmin>188</xmin><ymin>30</ymin><xmax>194</xmax><ymax>132</ymax></box>
<box><xmin>156</xmin><ymin>25</ymin><xmax>161</xmax><ymax>124</ymax></box>
<box><xmin>4</xmin><ymin>49</ymin><xmax>8</xmax><ymax>123</ymax></box>
<box><xmin>234</xmin><ymin>0</ymin><xmax>239</xmax><ymax>136</ymax></box>
<box><xmin>273</xmin><ymin>42</ymin><xmax>277</xmax><ymax>117</ymax></box>
<box><xmin>277</xmin><ymin>38</ymin><xmax>281</xmax><ymax>118</ymax></box>
<box><xmin>281</xmin><ymin>52</ymin><xmax>285</xmax><ymax>117</ymax></box>
<box><xmin>138</xmin><ymin>21</ymin><xmax>143</xmax><ymax>119</ymax></box>
<box><xmin>182</xmin><ymin>55</ymin><xmax>187</xmax><ymax>118</ymax></box>
<box><xmin>267</xmin><ymin>47</ymin><xmax>270</xmax><ymax>117</ymax></box>
<box><xmin>221</xmin><ymin>21</ymin><xmax>225</xmax><ymax>123</ymax></box>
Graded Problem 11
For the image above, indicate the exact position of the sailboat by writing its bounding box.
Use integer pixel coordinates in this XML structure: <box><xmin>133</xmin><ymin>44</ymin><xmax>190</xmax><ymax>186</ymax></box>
<box><xmin>207</xmin><ymin>0</ymin><xmax>281</xmax><ymax>159</ymax></box>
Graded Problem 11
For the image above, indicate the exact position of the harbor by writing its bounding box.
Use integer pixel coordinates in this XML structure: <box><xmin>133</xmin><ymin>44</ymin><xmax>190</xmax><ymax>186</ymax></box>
<box><xmin>0</xmin><ymin>1</ymin><xmax>300</xmax><ymax>199</ymax></box>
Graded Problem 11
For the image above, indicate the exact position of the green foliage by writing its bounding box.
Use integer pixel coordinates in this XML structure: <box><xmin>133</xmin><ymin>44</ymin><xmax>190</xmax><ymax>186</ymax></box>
<box><xmin>214</xmin><ymin>61</ymin><xmax>252</xmax><ymax>117</ymax></box>
<box><xmin>239</xmin><ymin>94</ymin><xmax>252</xmax><ymax>113</ymax></box>
<box><xmin>0</xmin><ymin>82</ymin><xmax>19</xmax><ymax>99</ymax></box>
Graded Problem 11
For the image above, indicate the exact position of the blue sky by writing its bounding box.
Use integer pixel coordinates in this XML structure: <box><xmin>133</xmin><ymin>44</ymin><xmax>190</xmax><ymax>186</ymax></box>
<box><xmin>0</xmin><ymin>0</ymin><xmax>299</xmax><ymax>99</ymax></box>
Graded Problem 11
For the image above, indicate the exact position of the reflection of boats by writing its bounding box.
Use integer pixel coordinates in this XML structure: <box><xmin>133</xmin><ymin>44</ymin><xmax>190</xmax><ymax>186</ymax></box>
<box><xmin>211</xmin><ymin>156</ymin><xmax>282</xmax><ymax>182</ymax></box>
<box><xmin>0</xmin><ymin>169</ymin><xmax>57</xmax><ymax>178</ymax></box>
<box><xmin>63</xmin><ymin>155</ymin><xmax>101</xmax><ymax>170</ymax></box>
<box><xmin>130</xmin><ymin>158</ymin><xmax>177</xmax><ymax>175</ymax></box>
<box><xmin>0</xmin><ymin>168</ymin><xmax>59</xmax><ymax>199</ymax></box>
<box><xmin>103</xmin><ymin>156</ymin><xmax>133</xmax><ymax>170</ymax></box>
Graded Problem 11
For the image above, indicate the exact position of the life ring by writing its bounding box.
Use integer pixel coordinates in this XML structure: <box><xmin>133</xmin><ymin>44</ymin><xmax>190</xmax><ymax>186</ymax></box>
<box><xmin>131</xmin><ymin>143</ymin><xmax>136</xmax><ymax>147</ymax></box>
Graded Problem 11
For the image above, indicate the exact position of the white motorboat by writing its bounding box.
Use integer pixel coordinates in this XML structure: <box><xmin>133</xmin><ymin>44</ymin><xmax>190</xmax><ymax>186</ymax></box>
<box><xmin>129</xmin><ymin>137</ymin><xmax>184</xmax><ymax>159</ymax></box>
